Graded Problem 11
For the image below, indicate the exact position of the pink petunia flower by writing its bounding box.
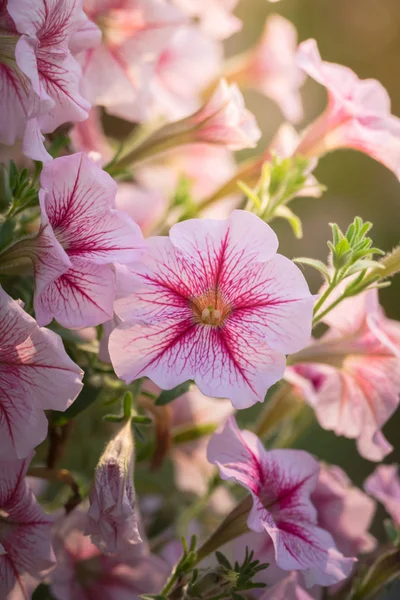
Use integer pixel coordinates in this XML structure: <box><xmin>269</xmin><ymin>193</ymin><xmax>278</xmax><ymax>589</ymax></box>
<box><xmin>0</xmin><ymin>454</ymin><xmax>55</xmax><ymax>598</ymax></box>
<box><xmin>286</xmin><ymin>289</ymin><xmax>400</xmax><ymax>461</ymax></box>
<box><xmin>172</xmin><ymin>0</ymin><xmax>241</xmax><ymax>40</ymax></box>
<box><xmin>207</xmin><ymin>417</ymin><xmax>355</xmax><ymax>586</ymax></box>
<box><xmin>85</xmin><ymin>421</ymin><xmax>142</xmax><ymax>554</ymax></box>
<box><xmin>0</xmin><ymin>0</ymin><xmax>100</xmax><ymax>162</ymax></box>
<box><xmin>109</xmin><ymin>209</ymin><xmax>313</xmax><ymax>409</ymax></box>
<box><xmin>260</xmin><ymin>572</ymin><xmax>313</xmax><ymax>600</ymax></box>
<box><xmin>296</xmin><ymin>39</ymin><xmax>400</xmax><ymax>178</ymax></box>
<box><xmin>189</xmin><ymin>79</ymin><xmax>261</xmax><ymax>150</ymax></box>
<box><xmin>33</xmin><ymin>152</ymin><xmax>144</xmax><ymax>329</ymax></box>
<box><xmin>364</xmin><ymin>464</ymin><xmax>400</xmax><ymax>526</ymax></box>
<box><xmin>79</xmin><ymin>0</ymin><xmax>185</xmax><ymax>122</ymax></box>
<box><xmin>312</xmin><ymin>465</ymin><xmax>376</xmax><ymax>558</ymax></box>
<box><xmin>0</xmin><ymin>286</ymin><xmax>83</xmax><ymax>460</ymax></box>
<box><xmin>149</xmin><ymin>25</ymin><xmax>222</xmax><ymax>121</ymax></box>
<box><xmin>228</xmin><ymin>15</ymin><xmax>305</xmax><ymax>123</ymax></box>
<box><xmin>50</xmin><ymin>508</ymin><xmax>169</xmax><ymax>600</ymax></box>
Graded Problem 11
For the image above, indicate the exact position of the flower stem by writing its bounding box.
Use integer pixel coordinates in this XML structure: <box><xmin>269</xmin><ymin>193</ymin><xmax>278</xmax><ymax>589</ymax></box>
<box><xmin>27</xmin><ymin>466</ymin><xmax>81</xmax><ymax>514</ymax></box>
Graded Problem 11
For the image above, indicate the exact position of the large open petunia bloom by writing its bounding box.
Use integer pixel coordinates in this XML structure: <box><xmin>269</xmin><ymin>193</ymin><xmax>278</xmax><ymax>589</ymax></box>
<box><xmin>33</xmin><ymin>153</ymin><xmax>144</xmax><ymax>329</ymax></box>
<box><xmin>0</xmin><ymin>454</ymin><xmax>55</xmax><ymax>598</ymax></box>
<box><xmin>295</xmin><ymin>39</ymin><xmax>400</xmax><ymax>178</ymax></box>
<box><xmin>0</xmin><ymin>286</ymin><xmax>83</xmax><ymax>460</ymax></box>
<box><xmin>79</xmin><ymin>0</ymin><xmax>185</xmax><ymax>123</ymax></box>
<box><xmin>0</xmin><ymin>0</ymin><xmax>100</xmax><ymax>162</ymax></box>
<box><xmin>364</xmin><ymin>464</ymin><xmax>400</xmax><ymax>526</ymax></box>
<box><xmin>286</xmin><ymin>289</ymin><xmax>400</xmax><ymax>461</ymax></box>
<box><xmin>208</xmin><ymin>417</ymin><xmax>355</xmax><ymax>586</ymax></box>
<box><xmin>109</xmin><ymin>210</ymin><xmax>313</xmax><ymax>408</ymax></box>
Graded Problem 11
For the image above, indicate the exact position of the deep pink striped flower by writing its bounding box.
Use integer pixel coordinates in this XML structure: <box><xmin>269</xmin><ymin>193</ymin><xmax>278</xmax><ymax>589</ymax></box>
<box><xmin>33</xmin><ymin>153</ymin><xmax>144</xmax><ymax>329</ymax></box>
<box><xmin>296</xmin><ymin>39</ymin><xmax>400</xmax><ymax>178</ymax></box>
<box><xmin>0</xmin><ymin>0</ymin><xmax>100</xmax><ymax>162</ymax></box>
<box><xmin>286</xmin><ymin>289</ymin><xmax>400</xmax><ymax>461</ymax></box>
<box><xmin>109</xmin><ymin>210</ymin><xmax>313</xmax><ymax>408</ymax></box>
<box><xmin>0</xmin><ymin>286</ymin><xmax>83</xmax><ymax>460</ymax></box>
<box><xmin>0</xmin><ymin>454</ymin><xmax>55</xmax><ymax>598</ymax></box>
<box><xmin>208</xmin><ymin>417</ymin><xmax>355</xmax><ymax>587</ymax></box>
<box><xmin>364</xmin><ymin>464</ymin><xmax>400</xmax><ymax>526</ymax></box>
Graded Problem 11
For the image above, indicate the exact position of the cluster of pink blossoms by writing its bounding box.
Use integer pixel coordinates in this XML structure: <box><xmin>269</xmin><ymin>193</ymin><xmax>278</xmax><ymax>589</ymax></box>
<box><xmin>1</xmin><ymin>0</ymin><xmax>400</xmax><ymax>599</ymax></box>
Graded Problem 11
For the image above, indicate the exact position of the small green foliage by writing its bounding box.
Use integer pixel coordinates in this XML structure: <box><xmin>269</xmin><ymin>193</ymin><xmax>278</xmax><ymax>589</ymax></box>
<box><xmin>156</xmin><ymin>381</ymin><xmax>193</xmax><ymax>406</ymax></box>
<box><xmin>2</xmin><ymin>160</ymin><xmax>39</xmax><ymax>218</ymax></box>
<box><xmin>239</xmin><ymin>154</ymin><xmax>324</xmax><ymax>238</ymax></box>
<box><xmin>384</xmin><ymin>519</ymin><xmax>400</xmax><ymax>547</ymax></box>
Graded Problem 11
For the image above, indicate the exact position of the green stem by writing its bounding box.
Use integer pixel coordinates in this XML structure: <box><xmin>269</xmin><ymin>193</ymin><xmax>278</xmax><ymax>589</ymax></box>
<box><xmin>313</xmin><ymin>292</ymin><xmax>348</xmax><ymax>326</ymax></box>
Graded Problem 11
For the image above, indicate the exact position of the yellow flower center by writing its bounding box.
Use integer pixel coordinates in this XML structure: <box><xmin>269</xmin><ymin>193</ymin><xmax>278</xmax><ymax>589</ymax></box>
<box><xmin>190</xmin><ymin>290</ymin><xmax>232</xmax><ymax>327</ymax></box>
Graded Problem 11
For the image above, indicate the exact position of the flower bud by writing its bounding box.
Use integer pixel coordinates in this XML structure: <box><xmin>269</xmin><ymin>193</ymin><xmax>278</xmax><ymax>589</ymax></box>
<box><xmin>85</xmin><ymin>420</ymin><xmax>142</xmax><ymax>554</ymax></box>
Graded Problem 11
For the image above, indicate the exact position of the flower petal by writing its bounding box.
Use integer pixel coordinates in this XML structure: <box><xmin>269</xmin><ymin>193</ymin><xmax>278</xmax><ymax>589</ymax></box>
<box><xmin>35</xmin><ymin>258</ymin><xmax>115</xmax><ymax>329</ymax></box>
<box><xmin>39</xmin><ymin>153</ymin><xmax>144</xmax><ymax>264</ymax></box>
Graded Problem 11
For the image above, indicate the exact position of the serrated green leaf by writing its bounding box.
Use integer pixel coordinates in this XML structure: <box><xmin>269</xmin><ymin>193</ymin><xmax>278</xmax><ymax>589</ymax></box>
<box><xmin>155</xmin><ymin>381</ymin><xmax>193</xmax><ymax>406</ymax></box>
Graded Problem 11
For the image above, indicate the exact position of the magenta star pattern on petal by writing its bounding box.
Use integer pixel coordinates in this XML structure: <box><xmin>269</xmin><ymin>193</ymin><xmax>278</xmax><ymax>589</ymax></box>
<box><xmin>1</xmin><ymin>0</ymin><xmax>100</xmax><ymax>162</ymax></box>
<box><xmin>296</xmin><ymin>39</ymin><xmax>400</xmax><ymax>178</ymax></box>
<box><xmin>286</xmin><ymin>289</ymin><xmax>400</xmax><ymax>461</ymax></box>
<box><xmin>0</xmin><ymin>454</ymin><xmax>55</xmax><ymax>599</ymax></box>
<box><xmin>364</xmin><ymin>464</ymin><xmax>400</xmax><ymax>526</ymax></box>
<box><xmin>34</xmin><ymin>152</ymin><xmax>145</xmax><ymax>329</ymax></box>
<box><xmin>207</xmin><ymin>417</ymin><xmax>355</xmax><ymax>587</ymax></box>
<box><xmin>0</xmin><ymin>286</ymin><xmax>83</xmax><ymax>460</ymax></box>
<box><xmin>109</xmin><ymin>210</ymin><xmax>313</xmax><ymax>408</ymax></box>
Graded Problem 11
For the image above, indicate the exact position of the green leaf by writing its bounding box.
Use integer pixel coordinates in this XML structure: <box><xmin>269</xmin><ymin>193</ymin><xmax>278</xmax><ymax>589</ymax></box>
<box><xmin>155</xmin><ymin>381</ymin><xmax>193</xmax><ymax>405</ymax></box>
<box><xmin>352</xmin><ymin>548</ymin><xmax>400</xmax><ymax>599</ymax></box>
<box><xmin>102</xmin><ymin>414</ymin><xmax>126</xmax><ymax>423</ymax></box>
<box><xmin>173</xmin><ymin>423</ymin><xmax>218</xmax><ymax>444</ymax></box>
<box><xmin>276</xmin><ymin>205</ymin><xmax>303</xmax><ymax>238</ymax></box>
<box><xmin>132</xmin><ymin>415</ymin><xmax>152</xmax><ymax>425</ymax></box>
<box><xmin>216</xmin><ymin>551</ymin><xmax>232</xmax><ymax>570</ymax></box>
<box><xmin>293</xmin><ymin>257</ymin><xmax>331</xmax><ymax>280</ymax></box>
<box><xmin>32</xmin><ymin>584</ymin><xmax>56</xmax><ymax>600</ymax></box>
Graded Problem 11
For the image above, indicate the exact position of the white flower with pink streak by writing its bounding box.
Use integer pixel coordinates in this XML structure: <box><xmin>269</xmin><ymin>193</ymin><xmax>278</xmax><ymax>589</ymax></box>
<box><xmin>109</xmin><ymin>210</ymin><xmax>313</xmax><ymax>408</ymax></box>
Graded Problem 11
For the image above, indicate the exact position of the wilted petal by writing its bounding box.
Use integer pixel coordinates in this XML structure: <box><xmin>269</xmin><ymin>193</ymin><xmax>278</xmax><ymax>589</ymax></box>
<box><xmin>0</xmin><ymin>287</ymin><xmax>83</xmax><ymax>459</ymax></box>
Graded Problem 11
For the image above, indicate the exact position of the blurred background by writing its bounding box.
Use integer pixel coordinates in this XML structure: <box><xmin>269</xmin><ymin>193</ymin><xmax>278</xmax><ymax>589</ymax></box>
<box><xmin>228</xmin><ymin>0</ymin><xmax>400</xmax><ymax>538</ymax></box>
